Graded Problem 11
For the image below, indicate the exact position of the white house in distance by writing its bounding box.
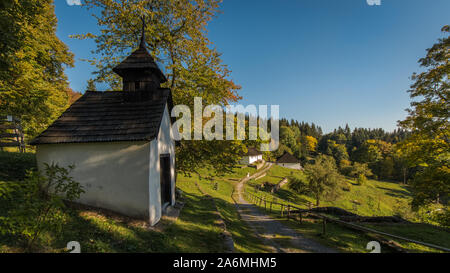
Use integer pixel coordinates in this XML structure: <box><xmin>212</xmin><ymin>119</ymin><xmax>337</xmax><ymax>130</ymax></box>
<box><xmin>276</xmin><ymin>152</ymin><xmax>302</xmax><ymax>170</ymax></box>
<box><xmin>240</xmin><ymin>147</ymin><xmax>263</xmax><ymax>165</ymax></box>
<box><xmin>30</xmin><ymin>28</ymin><xmax>175</xmax><ymax>226</ymax></box>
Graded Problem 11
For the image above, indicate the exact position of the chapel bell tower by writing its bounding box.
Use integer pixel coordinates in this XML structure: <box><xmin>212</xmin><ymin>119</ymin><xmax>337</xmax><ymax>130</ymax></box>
<box><xmin>112</xmin><ymin>18</ymin><xmax>167</xmax><ymax>92</ymax></box>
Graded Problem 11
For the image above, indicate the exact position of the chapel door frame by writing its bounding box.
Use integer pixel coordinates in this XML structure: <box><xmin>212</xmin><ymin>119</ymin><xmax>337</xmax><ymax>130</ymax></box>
<box><xmin>159</xmin><ymin>154</ymin><xmax>172</xmax><ymax>207</ymax></box>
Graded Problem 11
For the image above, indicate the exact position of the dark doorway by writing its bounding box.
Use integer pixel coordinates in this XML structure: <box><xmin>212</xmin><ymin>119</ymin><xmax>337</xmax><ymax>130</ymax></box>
<box><xmin>160</xmin><ymin>154</ymin><xmax>172</xmax><ymax>206</ymax></box>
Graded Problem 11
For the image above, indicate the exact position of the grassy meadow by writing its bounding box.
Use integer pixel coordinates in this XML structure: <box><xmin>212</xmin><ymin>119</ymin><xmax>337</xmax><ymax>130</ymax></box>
<box><xmin>1</xmin><ymin>151</ymin><xmax>448</xmax><ymax>253</ymax></box>
<box><xmin>245</xmin><ymin>164</ymin><xmax>450</xmax><ymax>253</ymax></box>
<box><xmin>246</xmin><ymin>164</ymin><xmax>414</xmax><ymax>217</ymax></box>
<box><xmin>0</xmin><ymin>151</ymin><xmax>228</xmax><ymax>253</ymax></box>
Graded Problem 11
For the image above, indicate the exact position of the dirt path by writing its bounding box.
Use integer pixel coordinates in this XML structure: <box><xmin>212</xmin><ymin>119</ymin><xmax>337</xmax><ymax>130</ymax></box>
<box><xmin>235</xmin><ymin>163</ymin><xmax>338</xmax><ymax>253</ymax></box>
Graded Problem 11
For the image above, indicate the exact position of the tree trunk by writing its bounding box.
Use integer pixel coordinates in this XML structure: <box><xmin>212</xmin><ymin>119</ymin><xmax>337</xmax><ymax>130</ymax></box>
<box><xmin>403</xmin><ymin>168</ymin><xmax>407</xmax><ymax>185</ymax></box>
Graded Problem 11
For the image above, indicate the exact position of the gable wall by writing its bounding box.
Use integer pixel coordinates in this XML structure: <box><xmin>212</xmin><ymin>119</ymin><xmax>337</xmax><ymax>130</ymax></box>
<box><xmin>276</xmin><ymin>162</ymin><xmax>303</xmax><ymax>170</ymax></box>
<box><xmin>249</xmin><ymin>155</ymin><xmax>263</xmax><ymax>164</ymax></box>
<box><xmin>148</xmin><ymin>103</ymin><xmax>176</xmax><ymax>226</ymax></box>
<box><xmin>240</xmin><ymin>155</ymin><xmax>263</xmax><ymax>165</ymax></box>
<box><xmin>36</xmin><ymin>141</ymin><xmax>151</xmax><ymax>219</ymax></box>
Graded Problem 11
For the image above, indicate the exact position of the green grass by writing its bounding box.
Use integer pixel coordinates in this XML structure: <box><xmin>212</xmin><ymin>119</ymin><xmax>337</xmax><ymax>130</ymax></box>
<box><xmin>244</xmin><ymin>164</ymin><xmax>449</xmax><ymax>253</ymax></box>
<box><xmin>0</xmin><ymin>152</ymin><xmax>230</xmax><ymax>253</ymax></box>
<box><xmin>2</xmin><ymin>151</ymin><xmax>447</xmax><ymax>253</ymax></box>
<box><xmin>176</xmin><ymin>166</ymin><xmax>272</xmax><ymax>253</ymax></box>
<box><xmin>243</xmin><ymin>194</ymin><xmax>377</xmax><ymax>253</ymax></box>
<box><xmin>360</xmin><ymin>223</ymin><xmax>450</xmax><ymax>252</ymax></box>
<box><xmin>247</xmin><ymin>164</ymin><xmax>413</xmax><ymax>217</ymax></box>
<box><xmin>0</xmin><ymin>151</ymin><xmax>270</xmax><ymax>253</ymax></box>
<box><xmin>1</xmin><ymin>178</ymin><xmax>228</xmax><ymax>253</ymax></box>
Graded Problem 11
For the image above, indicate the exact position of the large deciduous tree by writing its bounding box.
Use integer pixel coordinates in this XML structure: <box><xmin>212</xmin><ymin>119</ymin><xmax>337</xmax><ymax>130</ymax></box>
<box><xmin>77</xmin><ymin>0</ymin><xmax>240</xmax><ymax>105</ymax></box>
<box><xmin>305</xmin><ymin>155</ymin><xmax>344</xmax><ymax>206</ymax></box>
<box><xmin>76</xmin><ymin>0</ymin><xmax>244</xmax><ymax>174</ymax></box>
<box><xmin>0</xmin><ymin>0</ymin><xmax>74</xmax><ymax>137</ymax></box>
<box><xmin>398</xmin><ymin>26</ymin><xmax>450</xmax><ymax>210</ymax></box>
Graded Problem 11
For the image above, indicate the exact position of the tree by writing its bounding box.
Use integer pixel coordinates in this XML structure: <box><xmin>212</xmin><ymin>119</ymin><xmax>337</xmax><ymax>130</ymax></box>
<box><xmin>271</xmin><ymin>143</ymin><xmax>293</xmax><ymax>161</ymax></box>
<box><xmin>326</xmin><ymin>140</ymin><xmax>349</xmax><ymax>163</ymax></box>
<box><xmin>305</xmin><ymin>135</ymin><xmax>318</xmax><ymax>154</ymax></box>
<box><xmin>280</xmin><ymin>126</ymin><xmax>299</xmax><ymax>156</ymax></box>
<box><xmin>76</xmin><ymin>0</ymin><xmax>240</xmax><ymax>103</ymax></box>
<box><xmin>66</xmin><ymin>88</ymin><xmax>82</xmax><ymax>105</ymax></box>
<box><xmin>305</xmin><ymin>155</ymin><xmax>344</xmax><ymax>206</ymax></box>
<box><xmin>344</xmin><ymin>162</ymin><xmax>373</xmax><ymax>180</ymax></box>
<box><xmin>378</xmin><ymin>156</ymin><xmax>395</xmax><ymax>180</ymax></box>
<box><xmin>76</xmin><ymin>0</ymin><xmax>244</xmax><ymax>174</ymax></box>
<box><xmin>392</xmin><ymin>146</ymin><xmax>411</xmax><ymax>184</ymax></box>
<box><xmin>86</xmin><ymin>79</ymin><xmax>97</xmax><ymax>91</ymax></box>
<box><xmin>398</xmin><ymin>26</ymin><xmax>450</xmax><ymax>209</ymax></box>
<box><xmin>0</xmin><ymin>0</ymin><xmax>74</xmax><ymax>137</ymax></box>
<box><xmin>352</xmin><ymin>140</ymin><xmax>383</xmax><ymax>164</ymax></box>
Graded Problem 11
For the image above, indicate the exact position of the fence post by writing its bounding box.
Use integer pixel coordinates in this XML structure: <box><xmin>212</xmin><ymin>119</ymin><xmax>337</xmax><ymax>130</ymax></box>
<box><xmin>269</xmin><ymin>200</ymin><xmax>273</xmax><ymax>213</ymax></box>
<box><xmin>264</xmin><ymin>198</ymin><xmax>267</xmax><ymax>210</ymax></box>
<box><xmin>299</xmin><ymin>212</ymin><xmax>302</xmax><ymax>224</ymax></box>
<box><xmin>281</xmin><ymin>204</ymin><xmax>284</xmax><ymax>217</ymax></box>
<box><xmin>322</xmin><ymin>218</ymin><xmax>327</xmax><ymax>235</ymax></box>
<box><xmin>287</xmin><ymin>205</ymin><xmax>290</xmax><ymax>219</ymax></box>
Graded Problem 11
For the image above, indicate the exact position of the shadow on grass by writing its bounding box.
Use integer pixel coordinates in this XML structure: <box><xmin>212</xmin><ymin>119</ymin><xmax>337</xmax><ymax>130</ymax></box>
<box><xmin>1</xmin><ymin>190</ymin><xmax>228</xmax><ymax>253</ymax></box>
<box><xmin>51</xmin><ymin>210</ymin><xmax>177</xmax><ymax>253</ymax></box>
<box><xmin>377</xmin><ymin>186</ymin><xmax>412</xmax><ymax>199</ymax></box>
<box><xmin>274</xmin><ymin>189</ymin><xmax>310</xmax><ymax>205</ymax></box>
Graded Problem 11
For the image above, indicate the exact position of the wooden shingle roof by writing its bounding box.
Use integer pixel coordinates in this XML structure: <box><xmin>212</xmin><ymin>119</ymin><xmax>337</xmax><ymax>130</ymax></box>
<box><xmin>30</xmin><ymin>89</ymin><xmax>173</xmax><ymax>145</ymax></box>
<box><xmin>243</xmin><ymin>147</ymin><xmax>263</xmax><ymax>156</ymax></box>
<box><xmin>276</xmin><ymin>152</ymin><xmax>300</xmax><ymax>163</ymax></box>
<box><xmin>112</xmin><ymin>45</ymin><xmax>167</xmax><ymax>83</ymax></box>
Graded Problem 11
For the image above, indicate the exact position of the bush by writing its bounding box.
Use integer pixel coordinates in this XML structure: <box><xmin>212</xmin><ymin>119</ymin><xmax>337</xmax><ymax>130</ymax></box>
<box><xmin>0</xmin><ymin>163</ymin><xmax>84</xmax><ymax>251</ymax></box>
<box><xmin>288</xmin><ymin>176</ymin><xmax>309</xmax><ymax>194</ymax></box>
<box><xmin>348</xmin><ymin>162</ymin><xmax>373</xmax><ymax>179</ymax></box>
<box><xmin>342</xmin><ymin>183</ymin><xmax>352</xmax><ymax>192</ymax></box>
<box><xmin>432</xmin><ymin>208</ymin><xmax>450</xmax><ymax>228</ymax></box>
<box><xmin>0</xmin><ymin>152</ymin><xmax>36</xmax><ymax>181</ymax></box>
<box><xmin>356</xmin><ymin>174</ymin><xmax>367</xmax><ymax>186</ymax></box>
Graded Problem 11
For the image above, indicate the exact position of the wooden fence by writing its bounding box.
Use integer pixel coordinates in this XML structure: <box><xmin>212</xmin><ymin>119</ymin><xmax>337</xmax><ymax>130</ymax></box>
<box><xmin>244</xmin><ymin>190</ymin><xmax>450</xmax><ymax>252</ymax></box>
<box><xmin>0</xmin><ymin>115</ymin><xmax>25</xmax><ymax>152</ymax></box>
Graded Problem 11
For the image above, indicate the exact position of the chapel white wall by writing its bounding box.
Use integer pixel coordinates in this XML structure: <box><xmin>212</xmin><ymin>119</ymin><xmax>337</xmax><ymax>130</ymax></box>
<box><xmin>35</xmin><ymin>141</ymin><xmax>151</xmax><ymax>219</ymax></box>
<box><xmin>276</xmin><ymin>162</ymin><xmax>302</xmax><ymax>170</ymax></box>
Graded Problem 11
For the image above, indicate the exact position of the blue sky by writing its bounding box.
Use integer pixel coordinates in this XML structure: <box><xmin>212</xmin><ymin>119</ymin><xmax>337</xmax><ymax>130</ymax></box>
<box><xmin>55</xmin><ymin>0</ymin><xmax>450</xmax><ymax>133</ymax></box>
